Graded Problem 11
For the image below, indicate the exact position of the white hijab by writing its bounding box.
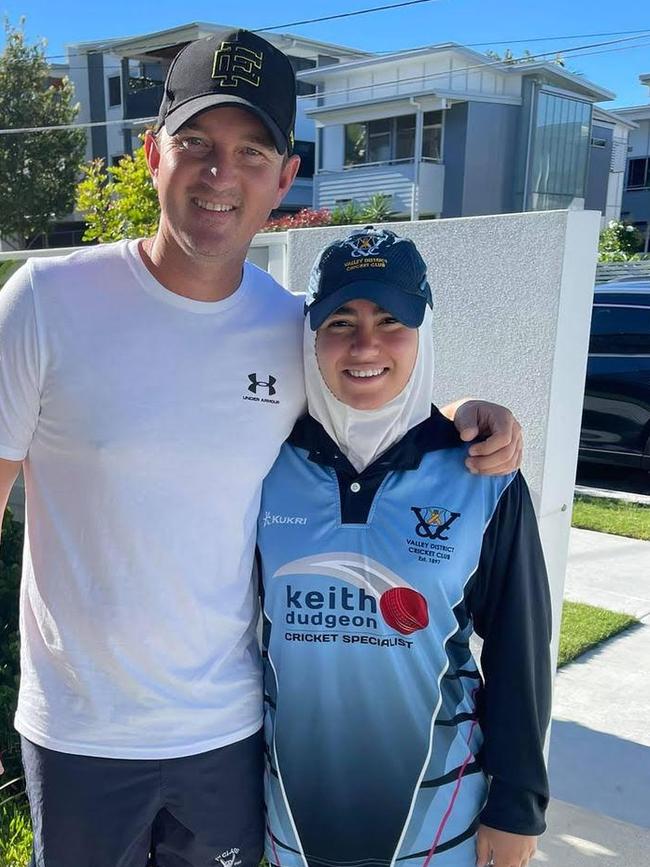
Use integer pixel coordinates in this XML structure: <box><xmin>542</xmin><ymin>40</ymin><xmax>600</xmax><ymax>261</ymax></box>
<box><xmin>304</xmin><ymin>304</ymin><xmax>435</xmax><ymax>473</ymax></box>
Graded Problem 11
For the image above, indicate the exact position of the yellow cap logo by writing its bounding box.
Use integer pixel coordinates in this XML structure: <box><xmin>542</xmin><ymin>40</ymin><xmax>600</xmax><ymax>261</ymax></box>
<box><xmin>212</xmin><ymin>42</ymin><xmax>263</xmax><ymax>88</ymax></box>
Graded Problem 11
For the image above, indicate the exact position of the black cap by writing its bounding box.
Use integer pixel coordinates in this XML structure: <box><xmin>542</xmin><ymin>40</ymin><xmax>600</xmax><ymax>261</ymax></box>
<box><xmin>156</xmin><ymin>30</ymin><xmax>296</xmax><ymax>154</ymax></box>
<box><xmin>305</xmin><ymin>227</ymin><xmax>433</xmax><ymax>330</ymax></box>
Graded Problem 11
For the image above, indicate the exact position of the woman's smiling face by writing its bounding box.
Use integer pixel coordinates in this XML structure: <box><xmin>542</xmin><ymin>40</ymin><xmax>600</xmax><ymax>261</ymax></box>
<box><xmin>315</xmin><ymin>299</ymin><xmax>419</xmax><ymax>410</ymax></box>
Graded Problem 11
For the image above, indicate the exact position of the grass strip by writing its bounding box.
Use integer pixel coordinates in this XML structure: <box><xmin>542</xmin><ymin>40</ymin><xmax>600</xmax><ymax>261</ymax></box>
<box><xmin>572</xmin><ymin>495</ymin><xmax>650</xmax><ymax>542</ymax></box>
<box><xmin>558</xmin><ymin>600</ymin><xmax>638</xmax><ymax>668</ymax></box>
<box><xmin>0</xmin><ymin>260</ymin><xmax>21</xmax><ymax>289</ymax></box>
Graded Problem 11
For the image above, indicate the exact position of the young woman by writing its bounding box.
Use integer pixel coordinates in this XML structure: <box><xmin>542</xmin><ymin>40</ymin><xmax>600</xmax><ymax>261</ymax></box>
<box><xmin>257</xmin><ymin>227</ymin><xmax>552</xmax><ymax>867</ymax></box>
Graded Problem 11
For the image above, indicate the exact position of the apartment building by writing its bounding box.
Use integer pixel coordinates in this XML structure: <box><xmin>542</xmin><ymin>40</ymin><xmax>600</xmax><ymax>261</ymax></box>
<box><xmin>298</xmin><ymin>44</ymin><xmax>633</xmax><ymax>223</ymax></box>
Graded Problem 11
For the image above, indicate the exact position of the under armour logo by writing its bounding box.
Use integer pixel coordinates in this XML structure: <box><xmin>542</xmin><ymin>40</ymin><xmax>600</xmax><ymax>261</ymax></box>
<box><xmin>212</xmin><ymin>42</ymin><xmax>263</xmax><ymax>88</ymax></box>
<box><xmin>248</xmin><ymin>373</ymin><xmax>276</xmax><ymax>396</ymax></box>
<box><xmin>411</xmin><ymin>506</ymin><xmax>461</xmax><ymax>541</ymax></box>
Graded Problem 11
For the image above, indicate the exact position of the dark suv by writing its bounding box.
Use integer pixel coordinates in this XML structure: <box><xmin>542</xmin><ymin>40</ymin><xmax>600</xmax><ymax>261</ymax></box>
<box><xmin>579</xmin><ymin>278</ymin><xmax>650</xmax><ymax>482</ymax></box>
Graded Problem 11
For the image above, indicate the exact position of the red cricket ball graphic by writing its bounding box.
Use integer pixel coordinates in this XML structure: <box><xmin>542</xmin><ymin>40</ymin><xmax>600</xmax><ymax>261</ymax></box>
<box><xmin>379</xmin><ymin>587</ymin><xmax>429</xmax><ymax>635</ymax></box>
<box><xmin>274</xmin><ymin>553</ymin><xmax>431</xmax><ymax>637</ymax></box>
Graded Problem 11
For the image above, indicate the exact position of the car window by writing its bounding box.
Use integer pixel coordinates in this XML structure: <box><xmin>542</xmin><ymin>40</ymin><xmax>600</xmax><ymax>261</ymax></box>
<box><xmin>589</xmin><ymin>305</ymin><xmax>650</xmax><ymax>355</ymax></box>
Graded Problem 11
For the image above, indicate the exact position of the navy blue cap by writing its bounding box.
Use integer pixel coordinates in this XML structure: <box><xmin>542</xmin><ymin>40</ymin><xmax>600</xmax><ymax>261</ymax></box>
<box><xmin>305</xmin><ymin>226</ymin><xmax>433</xmax><ymax>331</ymax></box>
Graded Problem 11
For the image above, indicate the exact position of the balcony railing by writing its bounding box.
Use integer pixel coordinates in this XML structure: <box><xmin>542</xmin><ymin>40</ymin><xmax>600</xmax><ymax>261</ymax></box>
<box><xmin>314</xmin><ymin>159</ymin><xmax>445</xmax><ymax>216</ymax></box>
<box><xmin>316</xmin><ymin>156</ymin><xmax>441</xmax><ymax>174</ymax></box>
<box><xmin>125</xmin><ymin>81</ymin><xmax>164</xmax><ymax>120</ymax></box>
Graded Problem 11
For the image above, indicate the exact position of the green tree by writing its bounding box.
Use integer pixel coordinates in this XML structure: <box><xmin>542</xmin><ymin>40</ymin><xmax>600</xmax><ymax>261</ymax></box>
<box><xmin>0</xmin><ymin>21</ymin><xmax>86</xmax><ymax>247</ymax></box>
<box><xmin>485</xmin><ymin>48</ymin><xmax>565</xmax><ymax>68</ymax></box>
<box><xmin>598</xmin><ymin>220</ymin><xmax>643</xmax><ymax>262</ymax></box>
<box><xmin>76</xmin><ymin>145</ymin><xmax>159</xmax><ymax>242</ymax></box>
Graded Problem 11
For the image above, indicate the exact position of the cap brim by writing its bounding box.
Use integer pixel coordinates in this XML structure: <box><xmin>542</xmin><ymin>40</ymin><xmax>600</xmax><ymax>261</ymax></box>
<box><xmin>307</xmin><ymin>281</ymin><xmax>427</xmax><ymax>331</ymax></box>
<box><xmin>163</xmin><ymin>95</ymin><xmax>287</xmax><ymax>153</ymax></box>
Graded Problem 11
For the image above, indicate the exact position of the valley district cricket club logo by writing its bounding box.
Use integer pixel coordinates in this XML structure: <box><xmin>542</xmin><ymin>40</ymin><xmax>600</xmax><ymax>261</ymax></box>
<box><xmin>411</xmin><ymin>506</ymin><xmax>461</xmax><ymax>540</ymax></box>
<box><xmin>343</xmin><ymin>229</ymin><xmax>391</xmax><ymax>258</ymax></box>
<box><xmin>274</xmin><ymin>553</ymin><xmax>429</xmax><ymax>636</ymax></box>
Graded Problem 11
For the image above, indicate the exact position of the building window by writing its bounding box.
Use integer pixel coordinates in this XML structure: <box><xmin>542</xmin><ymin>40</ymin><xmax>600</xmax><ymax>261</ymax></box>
<box><xmin>345</xmin><ymin>122</ymin><xmax>367</xmax><ymax>164</ymax></box>
<box><xmin>288</xmin><ymin>55</ymin><xmax>316</xmax><ymax>96</ymax></box>
<box><xmin>591</xmin><ymin>137</ymin><xmax>607</xmax><ymax>148</ymax></box>
<box><xmin>627</xmin><ymin>157</ymin><xmax>649</xmax><ymax>189</ymax></box>
<box><xmin>395</xmin><ymin>115</ymin><xmax>415</xmax><ymax>160</ymax></box>
<box><xmin>528</xmin><ymin>91</ymin><xmax>592</xmax><ymax>211</ymax></box>
<box><xmin>108</xmin><ymin>75</ymin><xmax>121</xmax><ymax>107</ymax></box>
<box><xmin>344</xmin><ymin>112</ymin><xmax>443</xmax><ymax>167</ymax></box>
<box><xmin>422</xmin><ymin>112</ymin><xmax>443</xmax><ymax>161</ymax></box>
<box><xmin>128</xmin><ymin>61</ymin><xmax>164</xmax><ymax>93</ymax></box>
<box><xmin>367</xmin><ymin>118</ymin><xmax>391</xmax><ymax>163</ymax></box>
<box><xmin>293</xmin><ymin>140</ymin><xmax>315</xmax><ymax>178</ymax></box>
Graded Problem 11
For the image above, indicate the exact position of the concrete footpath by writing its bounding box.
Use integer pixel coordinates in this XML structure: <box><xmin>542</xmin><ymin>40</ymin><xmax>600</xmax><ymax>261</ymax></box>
<box><xmin>535</xmin><ymin>527</ymin><xmax>650</xmax><ymax>865</ymax></box>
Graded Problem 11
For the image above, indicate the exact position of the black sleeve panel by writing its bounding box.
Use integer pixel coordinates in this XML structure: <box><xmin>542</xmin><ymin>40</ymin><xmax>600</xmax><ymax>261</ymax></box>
<box><xmin>466</xmin><ymin>472</ymin><xmax>552</xmax><ymax>836</ymax></box>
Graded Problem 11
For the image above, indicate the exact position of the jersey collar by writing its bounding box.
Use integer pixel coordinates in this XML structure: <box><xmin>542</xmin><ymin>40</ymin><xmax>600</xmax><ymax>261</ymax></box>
<box><xmin>288</xmin><ymin>406</ymin><xmax>462</xmax><ymax>477</ymax></box>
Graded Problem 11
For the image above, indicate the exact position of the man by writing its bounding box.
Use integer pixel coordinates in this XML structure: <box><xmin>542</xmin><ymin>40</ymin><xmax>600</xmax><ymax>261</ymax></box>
<box><xmin>0</xmin><ymin>30</ymin><xmax>523</xmax><ymax>867</ymax></box>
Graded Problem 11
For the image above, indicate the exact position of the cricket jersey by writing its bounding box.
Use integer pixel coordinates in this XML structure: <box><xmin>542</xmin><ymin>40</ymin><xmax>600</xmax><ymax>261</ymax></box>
<box><xmin>257</xmin><ymin>408</ymin><xmax>552</xmax><ymax>867</ymax></box>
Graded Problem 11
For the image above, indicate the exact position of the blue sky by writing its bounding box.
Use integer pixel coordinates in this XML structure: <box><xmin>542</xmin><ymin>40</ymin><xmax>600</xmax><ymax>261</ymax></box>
<box><xmin>3</xmin><ymin>0</ymin><xmax>650</xmax><ymax>107</ymax></box>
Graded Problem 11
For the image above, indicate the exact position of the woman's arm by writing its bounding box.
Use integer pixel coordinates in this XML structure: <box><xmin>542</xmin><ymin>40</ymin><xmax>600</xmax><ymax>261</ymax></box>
<box><xmin>467</xmin><ymin>473</ymin><xmax>553</xmax><ymax>862</ymax></box>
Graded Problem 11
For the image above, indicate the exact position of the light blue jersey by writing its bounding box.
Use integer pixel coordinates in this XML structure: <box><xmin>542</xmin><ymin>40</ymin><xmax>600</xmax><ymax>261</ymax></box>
<box><xmin>257</xmin><ymin>410</ymin><xmax>551</xmax><ymax>867</ymax></box>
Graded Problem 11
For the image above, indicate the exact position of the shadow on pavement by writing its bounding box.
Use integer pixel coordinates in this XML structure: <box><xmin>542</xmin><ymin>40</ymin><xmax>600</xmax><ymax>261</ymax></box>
<box><xmin>536</xmin><ymin>800</ymin><xmax>650</xmax><ymax>865</ymax></box>
<box><xmin>549</xmin><ymin>719</ymin><xmax>650</xmax><ymax>829</ymax></box>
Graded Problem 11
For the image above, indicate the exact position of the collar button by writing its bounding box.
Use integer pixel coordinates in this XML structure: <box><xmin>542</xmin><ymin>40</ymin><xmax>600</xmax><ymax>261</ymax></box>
<box><xmin>350</xmin><ymin>481</ymin><xmax>361</xmax><ymax>493</ymax></box>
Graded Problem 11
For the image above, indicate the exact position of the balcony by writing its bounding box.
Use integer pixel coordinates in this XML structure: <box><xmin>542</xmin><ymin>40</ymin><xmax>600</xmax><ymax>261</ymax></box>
<box><xmin>314</xmin><ymin>159</ymin><xmax>445</xmax><ymax>217</ymax></box>
<box><xmin>125</xmin><ymin>81</ymin><xmax>164</xmax><ymax>121</ymax></box>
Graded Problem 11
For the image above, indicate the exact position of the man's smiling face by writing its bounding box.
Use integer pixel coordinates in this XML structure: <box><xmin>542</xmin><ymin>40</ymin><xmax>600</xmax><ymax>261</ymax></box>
<box><xmin>145</xmin><ymin>106</ymin><xmax>299</xmax><ymax>263</ymax></box>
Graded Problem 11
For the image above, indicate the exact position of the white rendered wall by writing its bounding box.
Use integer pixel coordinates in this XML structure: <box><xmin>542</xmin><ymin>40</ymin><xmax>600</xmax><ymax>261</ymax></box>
<box><xmin>284</xmin><ymin>210</ymin><xmax>601</xmax><ymax>672</ymax></box>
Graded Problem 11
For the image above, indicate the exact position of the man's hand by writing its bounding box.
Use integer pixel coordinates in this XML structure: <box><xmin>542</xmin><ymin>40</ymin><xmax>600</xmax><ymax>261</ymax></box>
<box><xmin>476</xmin><ymin>825</ymin><xmax>537</xmax><ymax>867</ymax></box>
<box><xmin>442</xmin><ymin>399</ymin><xmax>523</xmax><ymax>476</ymax></box>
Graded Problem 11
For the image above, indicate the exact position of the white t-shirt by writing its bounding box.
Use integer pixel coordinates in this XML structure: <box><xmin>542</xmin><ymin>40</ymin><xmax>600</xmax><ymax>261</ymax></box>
<box><xmin>0</xmin><ymin>240</ymin><xmax>305</xmax><ymax>758</ymax></box>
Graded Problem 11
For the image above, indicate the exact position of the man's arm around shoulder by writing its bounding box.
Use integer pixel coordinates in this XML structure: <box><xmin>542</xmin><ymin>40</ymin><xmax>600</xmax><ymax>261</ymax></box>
<box><xmin>440</xmin><ymin>398</ymin><xmax>523</xmax><ymax>476</ymax></box>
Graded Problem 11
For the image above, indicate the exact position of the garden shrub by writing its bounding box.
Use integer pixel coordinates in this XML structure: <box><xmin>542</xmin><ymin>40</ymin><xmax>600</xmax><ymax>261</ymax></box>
<box><xmin>0</xmin><ymin>508</ymin><xmax>23</xmax><ymax>779</ymax></box>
